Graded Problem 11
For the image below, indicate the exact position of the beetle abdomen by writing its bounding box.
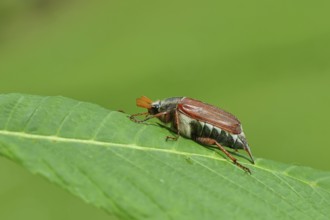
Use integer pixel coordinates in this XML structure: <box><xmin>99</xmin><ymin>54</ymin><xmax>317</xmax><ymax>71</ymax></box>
<box><xmin>177</xmin><ymin>112</ymin><xmax>194</xmax><ymax>138</ymax></box>
<box><xmin>188</xmin><ymin>119</ymin><xmax>246</xmax><ymax>150</ymax></box>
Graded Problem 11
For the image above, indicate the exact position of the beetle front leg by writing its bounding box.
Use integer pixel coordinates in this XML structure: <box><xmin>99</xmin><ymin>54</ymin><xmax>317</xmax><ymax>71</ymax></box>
<box><xmin>196</xmin><ymin>137</ymin><xmax>251</xmax><ymax>174</ymax></box>
<box><xmin>129</xmin><ymin>112</ymin><xmax>149</xmax><ymax>123</ymax></box>
<box><xmin>166</xmin><ymin>110</ymin><xmax>180</xmax><ymax>141</ymax></box>
<box><xmin>130</xmin><ymin>111</ymin><xmax>170</xmax><ymax>123</ymax></box>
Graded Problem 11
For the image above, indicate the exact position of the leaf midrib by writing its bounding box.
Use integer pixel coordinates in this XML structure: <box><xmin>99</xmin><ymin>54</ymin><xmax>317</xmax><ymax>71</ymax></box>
<box><xmin>0</xmin><ymin>129</ymin><xmax>326</xmax><ymax>192</ymax></box>
<box><xmin>0</xmin><ymin>129</ymin><xmax>224</xmax><ymax>160</ymax></box>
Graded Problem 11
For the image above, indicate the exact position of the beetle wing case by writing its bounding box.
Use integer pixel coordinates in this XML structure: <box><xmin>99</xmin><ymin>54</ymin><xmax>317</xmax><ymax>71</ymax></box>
<box><xmin>178</xmin><ymin>98</ymin><xmax>242</xmax><ymax>134</ymax></box>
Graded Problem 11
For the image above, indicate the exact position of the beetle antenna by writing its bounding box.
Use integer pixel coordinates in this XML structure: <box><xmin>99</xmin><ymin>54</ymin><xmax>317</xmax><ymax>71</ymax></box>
<box><xmin>136</xmin><ymin>96</ymin><xmax>153</xmax><ymax>109</ymax></box>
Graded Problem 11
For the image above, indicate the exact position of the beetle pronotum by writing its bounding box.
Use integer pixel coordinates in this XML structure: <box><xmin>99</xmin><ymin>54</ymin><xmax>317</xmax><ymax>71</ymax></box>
<box><xmin>130</xmin><ymin>96</ymin><xmax>254</xmax><ymax>173</ymax></box>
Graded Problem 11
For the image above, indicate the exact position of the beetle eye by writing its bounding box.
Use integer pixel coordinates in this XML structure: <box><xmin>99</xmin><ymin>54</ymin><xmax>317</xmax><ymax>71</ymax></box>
<box><xmin>148</xmin><ymin>104</ymin><xmax>159</xmax><ymax>115</ymax></box>
<box><xmin>152</xmin><ymin>101</ymin><xmax>161</xmax><ymax>109</ymax></box>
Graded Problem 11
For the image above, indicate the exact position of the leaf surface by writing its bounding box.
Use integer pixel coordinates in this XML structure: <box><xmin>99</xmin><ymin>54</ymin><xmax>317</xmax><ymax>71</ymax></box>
<box><xmin>0</xmin><ymin>94</ymin><xmax>329</xmax><ymax>219</ymax></box>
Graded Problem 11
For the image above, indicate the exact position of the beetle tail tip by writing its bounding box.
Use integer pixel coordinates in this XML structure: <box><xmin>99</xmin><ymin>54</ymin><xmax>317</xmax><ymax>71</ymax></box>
<box><xmin>244</xmin><ymin>145</ymin><xmax>255</xmax><ymax>164</ymax></box>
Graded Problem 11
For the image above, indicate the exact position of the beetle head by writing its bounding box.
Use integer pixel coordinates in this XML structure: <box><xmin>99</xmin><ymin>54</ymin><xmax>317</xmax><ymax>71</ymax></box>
<box><xmin>136</xmin><ymin>96</ymin><xmax>182</xmax><ymax>115</ymax></box>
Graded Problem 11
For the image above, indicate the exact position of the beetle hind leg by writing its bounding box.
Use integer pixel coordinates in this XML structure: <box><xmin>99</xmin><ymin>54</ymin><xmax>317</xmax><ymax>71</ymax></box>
<box><xmin>196</xmin><ymin>137</ymin><xmax>251</xmax><ymax>174</ymax></box>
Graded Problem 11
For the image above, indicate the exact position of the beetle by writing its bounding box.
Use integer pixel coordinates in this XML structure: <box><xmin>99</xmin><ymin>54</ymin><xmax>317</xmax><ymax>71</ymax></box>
<box><xmin>129</xmin><ymin>96</ymin><xmax>254</xmax><ymax>173</ymax></box>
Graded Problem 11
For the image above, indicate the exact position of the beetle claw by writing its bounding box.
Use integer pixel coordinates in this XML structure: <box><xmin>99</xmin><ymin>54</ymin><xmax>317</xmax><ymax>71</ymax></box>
<box><xmin>166</xmin><ymin>135</ymin><xmax>179</xmax><ymax>141</ymax></box>
<box><xmin>234</xmin><ymin>161</ymin><xmax>251</xmax><ymax>174</ymax></box>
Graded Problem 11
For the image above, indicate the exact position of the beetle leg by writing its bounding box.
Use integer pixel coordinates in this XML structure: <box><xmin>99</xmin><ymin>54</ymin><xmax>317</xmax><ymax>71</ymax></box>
<box><xmin>196</xmin><ymin>137</ymin><xmax>251</xmax><ymax>174</ymax></box>
<box><xmin>130</xmin><ymin>111</ymin><xmax>169</xmax><ymax>123</ymax></box>
<box><xmin>166</xmin><ymin>110</ymin><xmax>180</xmax><ymax>141</ymax></box>
<box><xmin>129</xmin><ymin>112</ymin><xmax>149</xmax><ymax>122</ymax></box>
<box><xmin>166</xmin><ymin>136</ymin><xmax>179</xmax><ymax>141</ymax></box>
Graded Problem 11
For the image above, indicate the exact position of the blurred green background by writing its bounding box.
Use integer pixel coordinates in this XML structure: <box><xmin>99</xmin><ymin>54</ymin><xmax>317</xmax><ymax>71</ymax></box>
<box><xmin>1</xmin><ymin>0</ymin><xmax>329</xmax><ymax>219</ymax></box>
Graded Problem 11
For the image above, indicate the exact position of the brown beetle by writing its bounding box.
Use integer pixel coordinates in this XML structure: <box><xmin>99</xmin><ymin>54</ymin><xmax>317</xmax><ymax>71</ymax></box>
<box><xmin>130</xmin><ymin>96</ymin><xmax>254</xmax><ymax>173</ymax></box>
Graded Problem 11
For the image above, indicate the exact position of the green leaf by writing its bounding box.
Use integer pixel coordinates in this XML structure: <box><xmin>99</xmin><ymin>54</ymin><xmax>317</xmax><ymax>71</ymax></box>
<box><xmin>0</xmin><ymin>93</ymin><xmax>329</xmax><ymax>219</ymax></box>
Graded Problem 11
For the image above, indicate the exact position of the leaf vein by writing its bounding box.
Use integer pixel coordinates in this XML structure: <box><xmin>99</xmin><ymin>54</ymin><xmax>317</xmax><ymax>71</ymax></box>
<box><xmin>249</xmin><ymin>174</ymin><xmax>314</xmax><ymax>219</ymax></box>
<box><xmin>4</xmin><ymin>96</ymin><xmax>25</xmax><ymax>130</ymax></box>
<box><xmin>91</xmin><ymin>111</ymin><xmax>116</xmax><ymax>140</ymax></box>
<box><xmin>191</xmin><ymin>157</ymin><xmax>294</xmax><ymax>219</ymax></box>
<box><xmin>55</xmin><ymin>102</ymin><xmax>82</xmax><ymax>136</ymax></box>
<box><xmin>22</xmin><ymin>96</ymin><xmax>50</xmax><ymax>131</ymax></box>
<box><xmin>106</xmin><ymin>148</ymin><xmax>173</xmax><ymax>219</ymax></box>
<box><xmin>77</xmin><ymin>167</ymin><xmax>136</xmax><ymax>220</ymax></box>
